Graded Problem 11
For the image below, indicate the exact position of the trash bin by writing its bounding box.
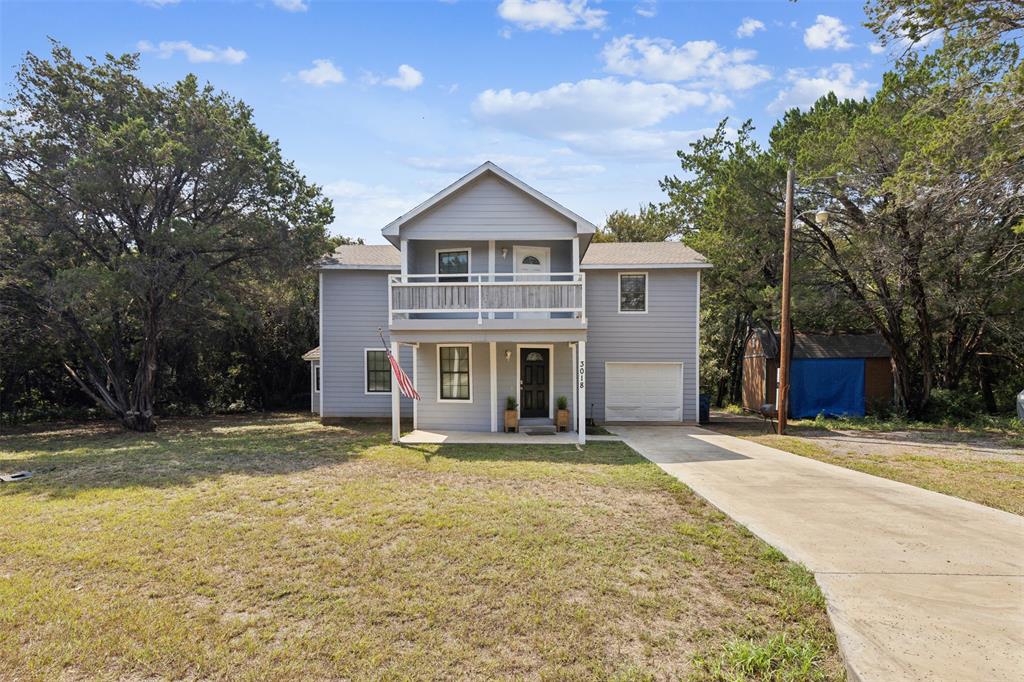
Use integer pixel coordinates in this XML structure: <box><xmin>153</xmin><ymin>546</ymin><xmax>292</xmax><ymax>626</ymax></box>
<box><xmin>699</xmin><ymin>394</ymin><xmax>710</xmax><ymax>425</ymax></box>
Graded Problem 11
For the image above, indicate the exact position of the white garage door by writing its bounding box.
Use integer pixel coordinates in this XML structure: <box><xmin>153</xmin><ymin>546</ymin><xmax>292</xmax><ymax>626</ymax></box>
<box><xmin>605</xmin><ymin>362</ymin><xmax>684</xmax><ymax>422</ymax></box>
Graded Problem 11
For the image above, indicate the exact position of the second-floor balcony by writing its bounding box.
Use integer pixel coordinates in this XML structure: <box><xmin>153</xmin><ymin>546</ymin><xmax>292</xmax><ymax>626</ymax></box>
<box><xmin>388</xmin><ymin>272</ymin><xmax>585</xmax><ymax>327</ymax></box>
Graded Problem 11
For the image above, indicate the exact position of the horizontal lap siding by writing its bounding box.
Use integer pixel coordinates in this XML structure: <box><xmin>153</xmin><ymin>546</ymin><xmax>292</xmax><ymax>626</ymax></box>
<box><xmin>401</xmin><ymin>176</ymin><xmax>577</xmax><ymax>240</ymax></box>
<box><xmin>584</xmin><ymin>269</ymin><xmax>699</xmax><ymax>423</ymax></box>
<box><xmin>321</xmin><ymin>270</ymin><xmax>412</xmax><ymax>418</ymax></box>
<box><xmin>414</xmin><ymin>342</ymin><xmax>576</xmax><ymax>431</ymax></box>
<box><xmin>416</xmin><ymin>343</ymin><xmax>492</xmax><ymax>431</ymax></box>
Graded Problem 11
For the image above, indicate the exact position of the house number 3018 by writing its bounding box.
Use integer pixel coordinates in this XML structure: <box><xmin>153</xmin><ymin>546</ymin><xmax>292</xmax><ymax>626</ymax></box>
<box><xmin>578</xmin><ymin>360</ymin><xmax>585</xmax><ymax>388</ymax></box>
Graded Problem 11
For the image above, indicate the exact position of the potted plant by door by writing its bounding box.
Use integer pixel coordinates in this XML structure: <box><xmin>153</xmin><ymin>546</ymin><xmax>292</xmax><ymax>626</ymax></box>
<box><xmin>556</xmin><ymin>396</ymin><xmax>570</xmax><ymax>432</ymax></box>
<box><xmin>505</xmin><ymin>396</ymin><xmax>519</xmax><ymax>432</ymax></box>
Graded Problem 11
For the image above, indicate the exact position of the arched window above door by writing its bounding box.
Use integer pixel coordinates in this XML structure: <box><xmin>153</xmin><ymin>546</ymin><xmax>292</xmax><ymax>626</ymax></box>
<box><xmin>521</xmin><ymin>255</ymin><xmax>540</xmax><ymax>265</ymax></box>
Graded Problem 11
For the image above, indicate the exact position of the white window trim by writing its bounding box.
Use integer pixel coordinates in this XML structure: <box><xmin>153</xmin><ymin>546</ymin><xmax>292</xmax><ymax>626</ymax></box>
<box><xmin>435</xmin><ymin>247</ymin><xmax>472</xmax><ymax>280</ymax></box>
<box><xmin>437</xmin><ymin>343</ymin><xmax>473</xmax><ymax>403</ymax></box>
<box><xmin>618</xmin><ymin>271</ymin><xmax>649</xmax><ymax>314</ymax></box>
<box><xmin>515</xmin><ymin>343</ymin><xmax>555</xmax><ymax>420</ymax></box>
<box><xmin>314</xmin><ymin>365</ymin><xmax>321</xmax><ymax>393</ymax></box>
<box><xmin>364</xmin><ymin>347</ymin><xmax>392</xmax><ymax>395</ymax></box>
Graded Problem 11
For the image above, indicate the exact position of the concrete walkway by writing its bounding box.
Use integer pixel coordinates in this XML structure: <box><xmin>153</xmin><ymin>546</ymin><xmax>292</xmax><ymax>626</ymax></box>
<box><xmin>611</xmin><ymin>425</ymin><xmax>1024</xmax><ymax>682</ymax></box>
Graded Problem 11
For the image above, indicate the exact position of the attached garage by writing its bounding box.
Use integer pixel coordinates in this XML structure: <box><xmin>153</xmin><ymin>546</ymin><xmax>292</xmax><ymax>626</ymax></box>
<box><xmin>605</xmin><ymin>362</ymin><xmax>684</xmax><ymax>422</ymax></box>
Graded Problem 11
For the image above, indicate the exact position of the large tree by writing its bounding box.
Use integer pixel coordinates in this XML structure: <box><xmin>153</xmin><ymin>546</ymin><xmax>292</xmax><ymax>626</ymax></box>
<box><xmin>0</xmin><ymin>44</ymin><xmax>332</xmax><ymax>430</ymax></box>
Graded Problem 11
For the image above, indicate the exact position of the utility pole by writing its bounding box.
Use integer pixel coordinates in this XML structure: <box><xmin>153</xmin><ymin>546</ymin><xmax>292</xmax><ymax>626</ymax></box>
<box><xmin>778</xmin><ymin>165</ymin><xmax>795</xmax><ymax>435</ymax></box>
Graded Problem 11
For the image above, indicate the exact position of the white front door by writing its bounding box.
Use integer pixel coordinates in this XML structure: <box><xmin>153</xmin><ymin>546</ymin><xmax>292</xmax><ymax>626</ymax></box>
<box><xmin>513</xmin><ymin>246</ymin><xmax>550</xmax><ymax>319</ymax></box>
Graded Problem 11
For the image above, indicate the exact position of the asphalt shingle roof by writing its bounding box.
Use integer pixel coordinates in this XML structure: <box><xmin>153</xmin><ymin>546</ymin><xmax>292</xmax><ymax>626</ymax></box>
<box><xmin>751</xmin><ymin>329</ymin><xmax>891</xmax><ymax>359</ymax></box>
<box><xmin>581</xmin><ymin>242</ymin><xmax>708</xmax><ymax>267</ymax></box>
<box><xmin>321</xmin><ymin>244</ymin><xmax>400</xmax><ymax>267</ymax></box>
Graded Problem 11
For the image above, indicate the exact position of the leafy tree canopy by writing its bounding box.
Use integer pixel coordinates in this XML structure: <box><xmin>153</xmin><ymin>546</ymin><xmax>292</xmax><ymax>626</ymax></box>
<box><xmin>1</xmin><ymin>42</ymin><xmax>333</xmax><ymax>430</ymax></box>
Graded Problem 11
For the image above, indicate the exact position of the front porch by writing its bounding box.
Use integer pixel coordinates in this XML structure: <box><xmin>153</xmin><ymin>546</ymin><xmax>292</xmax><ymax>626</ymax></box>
<box><xmin>388</xmin><ymin>332</ymin><xmax>588</xmax><ymax>445</ymax></box>
<box><xmin>400</xmin><ymin>429</ymin><xmax>581</xmax><ymax>445</ymax></box>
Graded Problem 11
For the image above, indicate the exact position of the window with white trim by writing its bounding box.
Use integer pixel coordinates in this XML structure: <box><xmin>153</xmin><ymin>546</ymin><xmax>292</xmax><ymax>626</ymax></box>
<box><xmin>365</xmin><ymin>350</ymin><xmax>391</xmax><ymax>393</ymax></box>
<box><xmin>619</xmin><ymin>273</ymin><xmax>647</xmax><ymax>312</ymax></box>
<box><xmin>314</xmin><ymin>366</ymin><xmax>321</xmax><ymax>393</ymax></box>
<box><xmin>437</xmin><ymin>250</ymin><xmax>469</xmax><ymax>282</ymax></box>
<box><xmin>438</xmin><ymin>345</ymin><xmax>471</xmax><ymax>401</ymax></box>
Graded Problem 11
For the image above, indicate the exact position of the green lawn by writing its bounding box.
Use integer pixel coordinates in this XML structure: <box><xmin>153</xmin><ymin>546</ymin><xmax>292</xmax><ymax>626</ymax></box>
<box><xmin>0</xmin><ymin>414</ymin><xmax>843</xmax><ymax>680</ymax></box>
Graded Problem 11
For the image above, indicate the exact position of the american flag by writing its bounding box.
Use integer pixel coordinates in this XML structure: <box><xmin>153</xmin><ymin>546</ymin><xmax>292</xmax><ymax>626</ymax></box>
<box><xmin>379</xmin><ymin>329</ymin><xmax>420</xmax><ymax>400</ymax></box>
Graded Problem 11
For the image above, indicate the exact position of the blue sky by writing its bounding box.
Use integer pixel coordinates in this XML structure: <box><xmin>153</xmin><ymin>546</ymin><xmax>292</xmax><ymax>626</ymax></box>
<box><xmin>1</xmin><ymin>0</ymin><xmax>898</xmax><ymax>243</ymax></box>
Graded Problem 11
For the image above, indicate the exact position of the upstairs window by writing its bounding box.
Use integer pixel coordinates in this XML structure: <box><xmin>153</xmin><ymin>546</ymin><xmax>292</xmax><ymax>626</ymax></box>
<box><xmin>437</xmin><ymin>250</ymin><xmax>470</xmax><ymax>282</ymax></box>
<box><xmin>619</xmin><ymin>273</ymin><xmax>648</xmax><ymax>313</ymax></box>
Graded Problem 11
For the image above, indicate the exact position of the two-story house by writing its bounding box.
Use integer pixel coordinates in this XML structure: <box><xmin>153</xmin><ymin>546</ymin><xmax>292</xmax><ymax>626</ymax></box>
<box><xmin>305</xmin><ymin>162</ymin><xmax>710</xmax><ymax>444</ymax></box>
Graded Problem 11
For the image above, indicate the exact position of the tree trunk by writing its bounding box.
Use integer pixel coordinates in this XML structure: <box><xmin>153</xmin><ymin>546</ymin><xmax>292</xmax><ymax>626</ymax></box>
<box><xmin>126</xmin><ymin>299</ymin><xmax>160</xmax><ymax>432</ymax></box>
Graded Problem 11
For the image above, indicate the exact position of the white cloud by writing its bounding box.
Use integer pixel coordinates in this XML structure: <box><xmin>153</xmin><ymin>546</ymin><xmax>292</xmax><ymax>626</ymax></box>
<box><xmin>556</xmin><ymin>127</ymin><xmax>718</xmax><ymax>158</ymax></box>
<box><xmin>804</xmin><ymin>15</ymin><xmax>853</xmax><ymax>50</ymax></box>
<box><xmin>736</xmin><ymin>18</ymin><xmax>765</xmax><ymax>38</ymax></box>
<box><xmin>384</xmin><ymin>64</ymin><xmax>424</xmax><ymax>90</ymax></box>
<box><xmin>136</xmin><ymin>40</ymin><xmax>246</xmax><ymax>64</ymax></box>
<box><xmin>136</xmin><ymin>0</ymin><xmax>180</xmax><ymax>6</ymax></box>
<box><xmin>635</xmin><ymin>1</ymin><xmax>656</xmax><ymax>18</ymax></box>
<box><xmin>323</xmin><ymin>180</ymin><xmax>427</xmax><ymax>239</ymax></box>
<box><xmin>473</xmin><ymin>78</ymin><xmax>727</xmax><ymax>158</ymax></box>
<box><xmin>273</xmin><ymin>0</ymin><xmax>308</xmax><ymax>11</ymax></box>
<box><xmin>601</xmin><ymin>35</ymin><xmax>771</xmax><ymax>90</ymax></box>
<box><xmin>497</xmin><ymin>0</ymin><xmax>607</xmax><ymax>33</ymax></box>
<box><xmin>297</xmin><ymin>59</ymin><xmax>345</xmax><ymax>86</ymax></box>
<box><xmin>868</xmin><ymin>42</ymin><xmax>886</xmax><ymax>54</ymax></box>
<box><xmin>406</xmin><ymin>154</ymin><xmax>605</xmax><ymax>180</ymax></box>
<box><xmin>768</xmin><ymin>64</ymin><xmax>872</xmax><ymax>112</ymax></box>
<box><xmin>475</xmin><ymin>78</ymin><xmax>712</xmax><ymax>133</ymax></box>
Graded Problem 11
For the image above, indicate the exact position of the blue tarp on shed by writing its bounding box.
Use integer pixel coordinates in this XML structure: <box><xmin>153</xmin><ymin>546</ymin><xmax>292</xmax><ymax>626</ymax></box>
<box><xmin>789</xmin><ymin>358</ymin><xmax>865</xmax><ymax>418</ymax></box>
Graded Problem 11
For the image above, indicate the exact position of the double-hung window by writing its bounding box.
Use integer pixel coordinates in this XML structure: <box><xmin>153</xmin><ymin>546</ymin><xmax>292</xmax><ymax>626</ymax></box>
<box><xmin>438</xmin><ymin>345</ymin><xmax>471</xmax><ymax>401</ymax></box>
<box><xmin>437</xmin><ymin>250</ymin><xmax>470</xmax><ymax>282</ymax></box>
<box><xmin>365</xmin><ymin>349</ymin><xmax>392</xmax><ymax>394</ymax></box>
<box><xmin>618</xmin><ymin>273</ymin><xmax>648</xmax><ymax>313</ymax></box>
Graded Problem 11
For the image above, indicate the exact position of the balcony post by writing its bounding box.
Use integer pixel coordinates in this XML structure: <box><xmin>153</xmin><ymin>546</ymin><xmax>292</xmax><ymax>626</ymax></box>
<box><xmin>488</xmin><ymin>240</ymin><xmax>495</xmax><ymax>319</ymax></box>
<box><xmin>387</xmin><ymin>274</ymin><xmax>393</xmax><ymax>326</ymax></box>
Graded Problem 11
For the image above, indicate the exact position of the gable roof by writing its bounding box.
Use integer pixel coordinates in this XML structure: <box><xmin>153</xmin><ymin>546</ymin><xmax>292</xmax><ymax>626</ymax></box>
<box><xmin>380</xmin><ymin>161</ymin><xmax>598</xmax><ymax>246</ymax></box>
<box><xmin>581</xmin><ymin>242</ymin><xmax>711</xmax><ymax>269</ymax></box>
<box><xmin>320</xmin><ymin>244</ymin><xmax>400</xmax><ymax>269</ymax></box>
<box><xmin>302</xmin><ymin>346</ymin><xmax>320</xmax><ymax>361</ymax></box>
<box><xmin>749</xmin><ymin>329</ymin><xmax>891</xmax><ymax>359</ymax></box>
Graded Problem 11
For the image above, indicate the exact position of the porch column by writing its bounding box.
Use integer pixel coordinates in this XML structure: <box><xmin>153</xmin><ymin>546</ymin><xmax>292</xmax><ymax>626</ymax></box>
<box><xmin>577</xmin><ymin>340</ymin><xmax>586</xmax><ymax>444</ymax></box>
<box><xmin>571</xmin><ymin>342</ymin><xmax>577</xmax><ymax>432</ymax></box>
<box><xmin>412</xmin><ymin>344</ymin><xmax>419</xmax><ymax>430</ymax></box>
<box><xmin>489</xmin><ymin>341</ymin><xmax>497</xmax><ymax>432</ymax></box>
<box><xmin>391</xmin><ymin>340</ymin><xmax>401</xmax><ymax>443</ymax></box>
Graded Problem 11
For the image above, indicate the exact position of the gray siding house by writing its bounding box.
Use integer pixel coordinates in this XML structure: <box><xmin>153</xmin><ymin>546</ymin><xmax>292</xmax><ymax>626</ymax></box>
<box><xmin>306</xmin><ymin>162</ymin><xmax>709</xmax><ymax>443</ymax></box>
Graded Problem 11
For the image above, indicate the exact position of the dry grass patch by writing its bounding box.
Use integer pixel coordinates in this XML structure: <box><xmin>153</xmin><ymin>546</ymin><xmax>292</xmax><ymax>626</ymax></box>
<box><xmin>709</xmin><ymin>420</ymin><xmax>1024</xmax><ymax>515</ymax></box>
<box><xmin>1</xmin><ymin>413</ymin><xmax>843</xmax><ymax>680</ymax></box>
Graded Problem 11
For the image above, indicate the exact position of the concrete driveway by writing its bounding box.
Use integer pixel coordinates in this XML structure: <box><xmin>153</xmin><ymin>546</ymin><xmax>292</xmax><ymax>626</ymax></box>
<box><xmin>611</xmin><ymin>425</ymin><xmax>1024</xmax><ymax>682</ymax></box>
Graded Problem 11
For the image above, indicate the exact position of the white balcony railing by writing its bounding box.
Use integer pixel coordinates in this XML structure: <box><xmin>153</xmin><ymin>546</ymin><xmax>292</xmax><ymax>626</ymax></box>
<box><xmin>388</xmin><ymin>272</ymin><xmax>585</xmax><ymax>324</ymax></box>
